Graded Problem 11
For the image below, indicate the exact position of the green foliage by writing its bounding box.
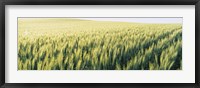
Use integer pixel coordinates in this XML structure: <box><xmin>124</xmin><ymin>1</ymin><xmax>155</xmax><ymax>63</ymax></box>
<box><xmin>18</xmin><ymin>18</ymin><xmax>182</xmax><ymax>70</ymax></box>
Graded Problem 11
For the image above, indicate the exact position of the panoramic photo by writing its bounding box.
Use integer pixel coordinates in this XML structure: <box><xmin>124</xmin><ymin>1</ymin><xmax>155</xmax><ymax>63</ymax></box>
<box><xmin>17</xmin><ymin>17</ymin><xmax>182</xmax><ymax>70</ymax></box>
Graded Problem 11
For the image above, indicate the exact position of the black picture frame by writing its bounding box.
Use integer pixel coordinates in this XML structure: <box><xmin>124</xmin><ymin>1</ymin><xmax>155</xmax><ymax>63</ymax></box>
<box><xmin>0</xmin><ymin>0</ymin><xmax>200</xmax><ymax>88</ymax></box>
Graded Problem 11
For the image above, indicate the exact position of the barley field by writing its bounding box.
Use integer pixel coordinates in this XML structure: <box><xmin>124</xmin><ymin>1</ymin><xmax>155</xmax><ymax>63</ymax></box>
<box><xmin>18</xmin><ymin>18</ymin><xmax>182</xmax><ymax>70</ymax></box>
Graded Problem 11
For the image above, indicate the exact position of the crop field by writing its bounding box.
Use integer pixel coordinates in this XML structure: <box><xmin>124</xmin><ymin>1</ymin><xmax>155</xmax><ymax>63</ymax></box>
<box><xmin>18</xmin><ymin>18</ymin><xmax>182</xmax><ymax>70</ymax></box>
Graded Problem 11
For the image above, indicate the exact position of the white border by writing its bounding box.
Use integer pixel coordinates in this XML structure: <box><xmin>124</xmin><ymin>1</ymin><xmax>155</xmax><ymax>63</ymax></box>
<box><xmin>5</xmin><ymin>5</ymin><xmax>195</xmax><ymax>83</ymax></box>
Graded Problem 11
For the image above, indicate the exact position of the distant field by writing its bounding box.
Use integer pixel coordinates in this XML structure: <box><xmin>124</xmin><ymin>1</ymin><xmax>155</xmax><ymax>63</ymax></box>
<box><xmin>18</xmin><ymin>18</ymin><xmax>182</xmax><ymax>70</ymax></box>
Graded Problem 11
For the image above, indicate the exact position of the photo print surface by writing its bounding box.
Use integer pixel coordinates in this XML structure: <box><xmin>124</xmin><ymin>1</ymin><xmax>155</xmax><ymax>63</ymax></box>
<box><xmin>17</xmin><ymin>17</ymin><xmax>182</xmax><ymax>70</ymax></box>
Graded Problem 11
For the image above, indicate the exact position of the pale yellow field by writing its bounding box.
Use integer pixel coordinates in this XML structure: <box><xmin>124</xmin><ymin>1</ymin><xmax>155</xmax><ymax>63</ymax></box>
<box><xmin>18</xmin><ymin>18</ymin><xmax>182</xmax><ymax>70</ymax></box>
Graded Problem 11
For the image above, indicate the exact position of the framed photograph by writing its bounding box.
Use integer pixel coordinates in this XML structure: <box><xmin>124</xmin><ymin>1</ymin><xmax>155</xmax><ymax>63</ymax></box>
<box><xmin>0</xmin><ymin>0</ymin><xmax>199</xmax><ymax>88</ymax></box>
